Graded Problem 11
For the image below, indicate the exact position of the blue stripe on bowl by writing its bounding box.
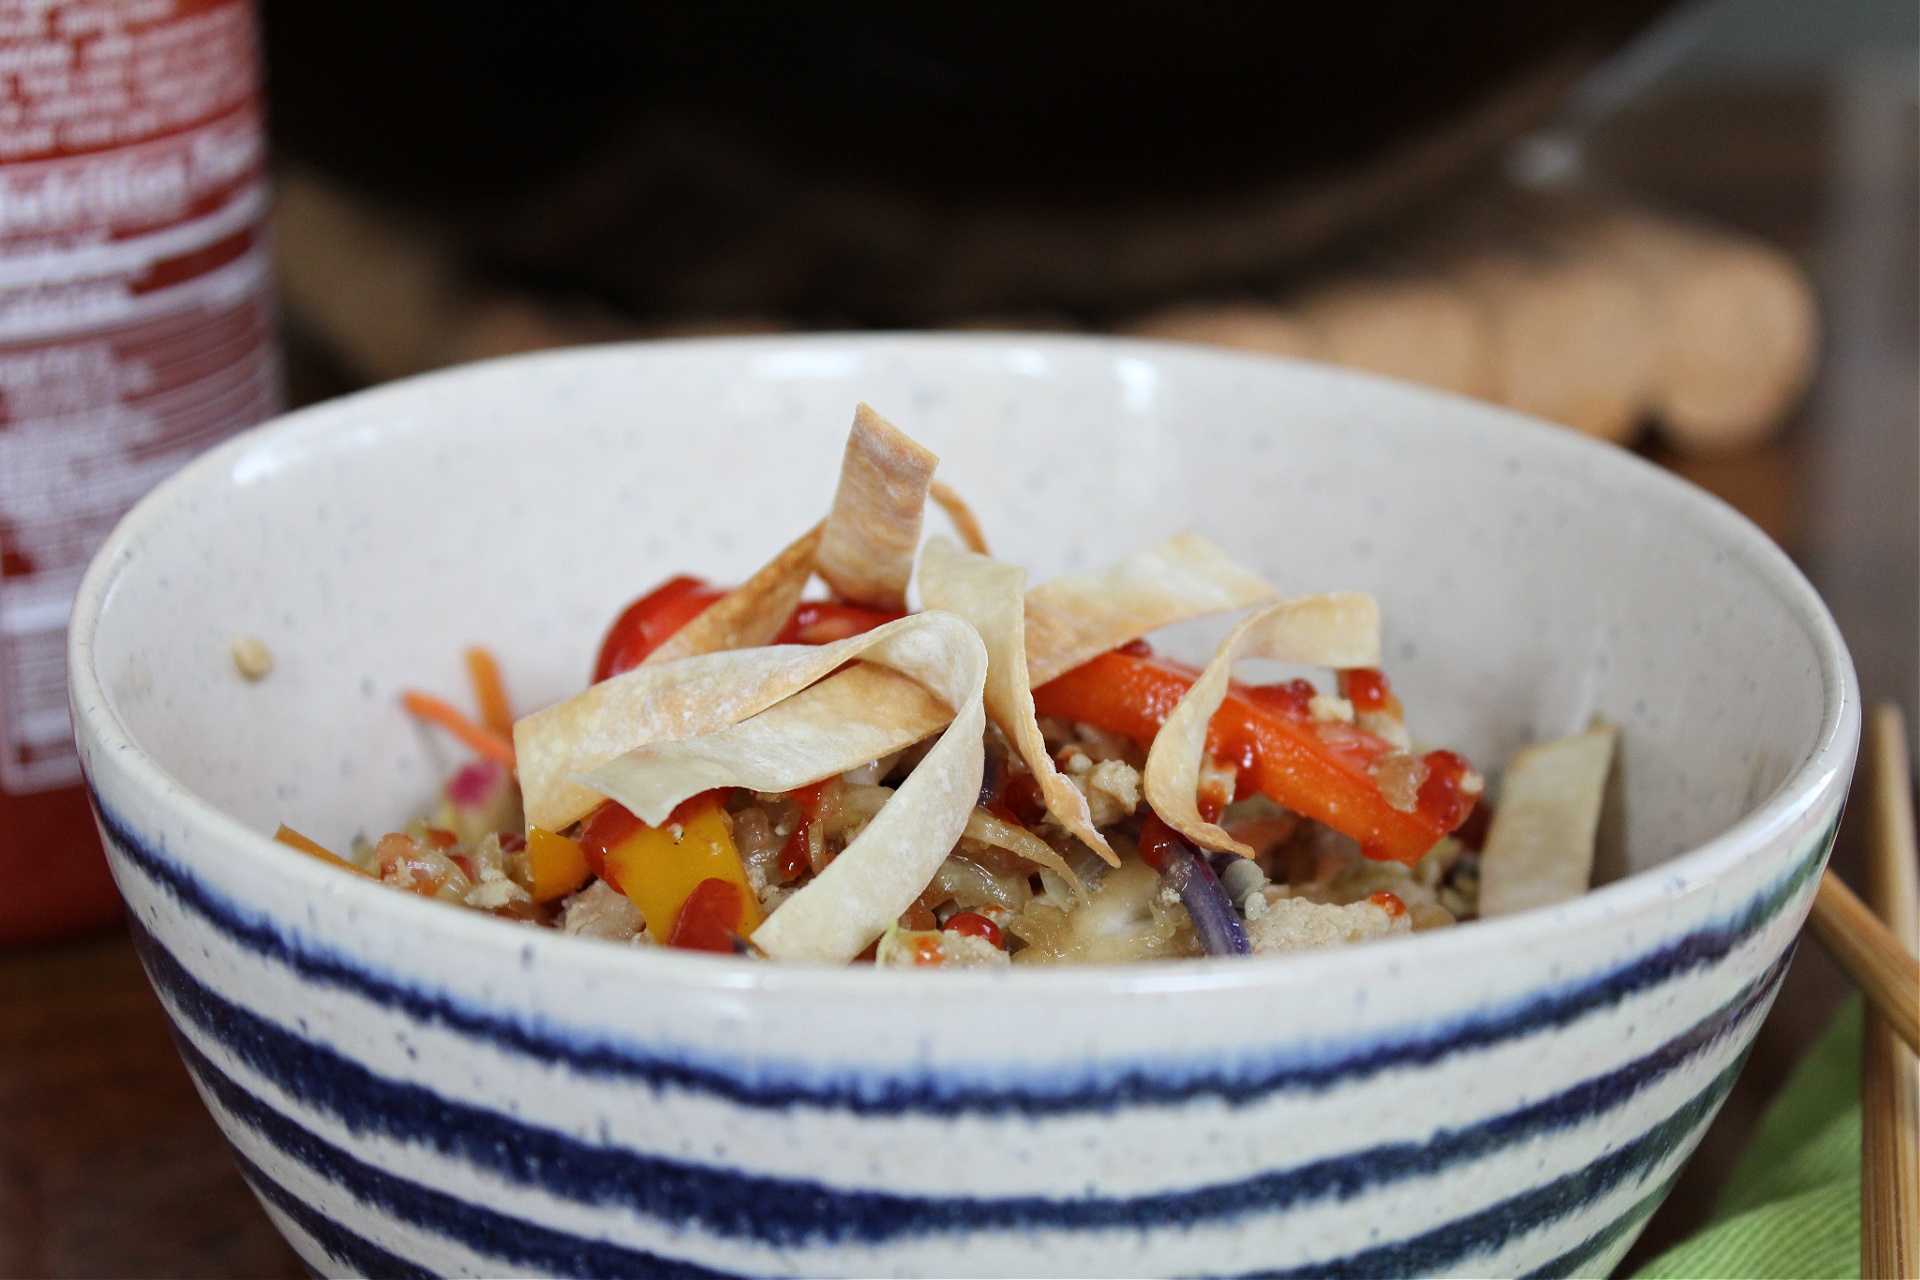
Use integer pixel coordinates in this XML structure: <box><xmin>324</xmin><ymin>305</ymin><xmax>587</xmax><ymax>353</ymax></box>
<box><xmin>229</xmin><ymin>1147</ymin><xmax>439</xmax><ymax>1280</ymax></box>
<box><xmin>181</xmin><ymin>1013</ymin><xmax>1745</xmax><ymax>1280</ymax></box>
<box><xmin>1519</xmin><ymin>1164</ymin><xmax>1686</xmax><ymax>1280</ymax></box>
<box><xmin>134</xmin><ymin>913</ymin><xmax>1789</xmax><ymax>1249</ymax></box>
<box><xmin>1235</xmin><ymin>1054</ymin><xmax>1742</xmax><ymax>1280</ymax></box>
<box><xmin>94</xmin><ymin>791</ymin><xmax>1835</xmax><ymax>1118</ymax></box>
<box><xmin>184</xmin><ymin>1034</ymin><xmax>748</xmax><ymax>1280</ymax></box>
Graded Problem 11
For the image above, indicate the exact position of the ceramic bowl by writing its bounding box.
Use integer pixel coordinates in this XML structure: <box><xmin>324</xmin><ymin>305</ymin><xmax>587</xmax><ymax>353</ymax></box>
<box><xmin>70</xmin><ymin>335</ymin><xmax>1857</xmax><ymax>1278</ymax></box>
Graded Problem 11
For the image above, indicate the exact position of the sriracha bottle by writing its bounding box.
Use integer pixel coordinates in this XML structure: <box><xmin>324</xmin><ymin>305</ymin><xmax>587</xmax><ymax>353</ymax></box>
<box><xmin>0</xmin><ymin>0</ymin><xmax>279</xmax><ymax>945</ymax></box>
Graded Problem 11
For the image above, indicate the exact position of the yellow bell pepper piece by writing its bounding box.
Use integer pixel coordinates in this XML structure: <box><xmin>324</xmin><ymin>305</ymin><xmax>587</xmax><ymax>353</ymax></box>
<box><xmin>526</xmin><ymin>827</ymin><xmax>591</xmax><ymax>902</ymax></box>
<box><xmin>602</xmin><ymin>803</ymin><xmax>763</xmax><ymax>943</ymax></box>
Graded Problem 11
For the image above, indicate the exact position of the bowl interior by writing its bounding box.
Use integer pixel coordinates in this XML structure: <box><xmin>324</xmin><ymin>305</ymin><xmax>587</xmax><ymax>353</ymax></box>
<box><xmin>85</xmin><ymin>336</ymin><xmax>1834</xmax><ymax>880</ymax></box>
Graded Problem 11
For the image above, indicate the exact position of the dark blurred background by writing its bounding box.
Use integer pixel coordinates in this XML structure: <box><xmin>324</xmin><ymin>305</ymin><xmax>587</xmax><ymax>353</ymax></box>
<box><xmin>2</xmin><ymin>1</ymin><xmax>1913</xmax><ymax>1275</ymax></box>
<box><xmin>259</xmin><ymin>1</ymin><xmax>1672</xmax><ymax>326</ymax></box>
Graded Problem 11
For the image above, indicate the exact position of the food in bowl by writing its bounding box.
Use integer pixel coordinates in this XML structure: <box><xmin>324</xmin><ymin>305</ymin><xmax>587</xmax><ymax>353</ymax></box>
<box><xmin>71</xmin><ymin>336</ymin><xmax>1856</xmax><ymax>1279</ymax></box>
<box><xmin>280</xmin><ymin>404</ymin><xmax>1616</xmax><ymax>967</ymax></box>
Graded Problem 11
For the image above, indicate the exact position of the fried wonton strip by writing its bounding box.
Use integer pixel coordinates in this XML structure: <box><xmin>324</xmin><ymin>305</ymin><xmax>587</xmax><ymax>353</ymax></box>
<box><xmin>1143</xmin><ymin>594</ymin><xmax>1382</xmax><ymax>858</ymax></box>
<box><xmin>919</xmin><ymin>536</ymin><xmax>1117</xmax><ymax>867</ymax></box>
<box><xmin>732</xmin><ymin>612</ymin><xmax>989</xmax><ymax>964</ymax></box>
<box><xmin>1477</xmin><ymin>723</ymin><xmax>1617</xmax><ymax>919</ymax></box>
<box><xmin>643</xmin><ymin>523</ymin><xmax>824</xmax><ymax>666</ymax></box>
<box><xmin>928</xmin><ymin>479</ymin><xmax>990</xmax><ymax>555</ymax></box>
<box><xmin>517</xmin><ymin>646</ymin><xmax>824</xmax><ymax>831</ymax></box>
<box><xmin>519</xmin><ymin>613</ymin><xmax>951</xmax><ymax>831</ymax></box>
<box><xmin>562</xmin><ymin>612</ymin><xmax>988</xmax><ymax>964</ymax></box>
<box><xmin>582</xmin><ymin>663</ymin><xmax>950</xmax><ymax>818</ymax></box>
<box><xmin>815</xmin><ymin>403</ymin><xmax>938</xmax><ymax>610</ymax></box>
<box><xmin>586</xmin><ymin>658</ymin><xmax>1084</xmax><ymax>897</ymax></box>
<box><xmin>1024</xmin><ymin>531</ymin><xmax>1276</xmax><ymax>687</ymax></box>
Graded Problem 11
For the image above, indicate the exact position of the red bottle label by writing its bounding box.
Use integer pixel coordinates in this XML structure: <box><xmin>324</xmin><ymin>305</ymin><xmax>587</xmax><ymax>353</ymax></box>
<box><xmin>0</xmin><ymin>0</ymin><xmax>277</xmax><ymax>793</ymax></box>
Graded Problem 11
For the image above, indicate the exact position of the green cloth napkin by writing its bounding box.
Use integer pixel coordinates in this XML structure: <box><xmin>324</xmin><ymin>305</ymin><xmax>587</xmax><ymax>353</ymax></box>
<box><xmin>1631</xmin><ymin>997</ymin><xmax>1862</xmax><ymax>1280</ymax></box>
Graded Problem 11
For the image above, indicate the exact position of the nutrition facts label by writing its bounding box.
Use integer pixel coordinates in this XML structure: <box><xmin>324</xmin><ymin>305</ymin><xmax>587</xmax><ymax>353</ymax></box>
<box><xmin>0</xmin><ymin>0</ymin><xmax>277</xmax><ymax>792</ymax></box>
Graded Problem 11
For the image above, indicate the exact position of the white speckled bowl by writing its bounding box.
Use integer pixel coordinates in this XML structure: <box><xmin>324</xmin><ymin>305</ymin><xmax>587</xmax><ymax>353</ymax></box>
<box><xmin>71</xmin><ymin>335</ymin><xmax>1856</xmax><ymax>1279</ymax></box>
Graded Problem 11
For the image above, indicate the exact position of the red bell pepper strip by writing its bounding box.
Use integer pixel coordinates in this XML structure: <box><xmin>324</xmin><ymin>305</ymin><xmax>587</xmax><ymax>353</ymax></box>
<box><xmin>576</xmin><ymin>798</ymin><xmax>644</xmax><ymax>890</ymax></box>
<box><xmin>1032</xmin><ymin>650</ymin><xmax>1475</xmax><ymax>864</ymax></box>
<box><xmin>1136</xmin><ymin>810</ymin><xmax>1180</xmax><ymax>872</ymax></box>
<box><xmin>668</xmin><ymin>878</ymin><xmax>748</xmax><ymax>952</ymax></box>
<box><xmin>773</xmin><ymin>601</ymin><xmax>905</xmax><ymax>645</ymax></box>
<box><xmin>595</xmin><ymin>577</ymin><xmax>903</xmax><ymax>683</ymax></box>
<box><xmin>593</xmin><ymin>576</ymin><xmax>729</xmax><ymax>681</ymax></box>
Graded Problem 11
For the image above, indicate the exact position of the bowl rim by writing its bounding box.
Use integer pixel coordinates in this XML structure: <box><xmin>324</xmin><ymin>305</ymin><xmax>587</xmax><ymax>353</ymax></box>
<box><xmin>68</xmin><ymin>331</ymin><xmax>1861</xmax><ymax>999</ymax></box>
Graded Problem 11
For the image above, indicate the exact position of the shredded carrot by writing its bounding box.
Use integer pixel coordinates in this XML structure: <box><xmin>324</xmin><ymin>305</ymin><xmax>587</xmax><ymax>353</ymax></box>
<box><xmin>464</xmin><ymin>646</ymin><xmax>513</xmax><ymax>736</ymax></box>
<box><xmin>274</xmin><ymin>824</ymin><xmax>371</xmax><ymax>875</ymax></box>
<box><xmin>402</xmin><ymin>690</ymin><xmax>517</xmax><ymax>768</ymax></box>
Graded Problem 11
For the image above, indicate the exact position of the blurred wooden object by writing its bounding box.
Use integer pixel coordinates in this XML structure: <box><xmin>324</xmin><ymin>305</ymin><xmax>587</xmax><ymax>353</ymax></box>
<box><xmin>1860</xmin><ymin>704</ymin><xmax>1919</xmax><ymax>1280</ymax></box>
<box><xmin>1109</xmin><ymin>196</ymin><xmax>1817</xmax><ymax>453</ymax></box>
<box><xmin>1807</xmin><ymin>869</ymin><xmax>1920</xmax><ymax>1055</ymax></box>
<box><xmin>277</xmin><ymin>158</ymin><xmax>1815</xmax><ymax>458</ymax></box>
<box><xmin>1451</xmin><ymin>237</ymin><xmax>1654</xmax><ymax>443</ymax></box>
<box><xmin>1577</xmin><ymin>209</ymin><xmax>1818</xmax><ymax>453</ymax></box>
<box><xmin>1292</xmin><ymin>277</ymin><xmax>1486</xmax><ymax>399</ymax></box>
<box><xmin>1119</xmin><ymin>303</ymin><xmax>1322</xmax><ymax>360</ymax></box>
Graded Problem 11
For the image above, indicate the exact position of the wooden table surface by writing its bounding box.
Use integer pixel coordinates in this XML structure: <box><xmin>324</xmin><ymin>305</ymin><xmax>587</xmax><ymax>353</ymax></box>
<box><xmin>1</xmin><ymin>78</ymin><xmax>1912</xmax><ymax>1278</ymax></box>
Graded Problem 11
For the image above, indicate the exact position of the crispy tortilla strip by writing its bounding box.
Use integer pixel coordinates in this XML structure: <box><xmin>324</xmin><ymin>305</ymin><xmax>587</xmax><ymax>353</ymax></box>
<box><xmin>519</xmin><ymin>613</ymin><xmax>954</xmax><ymax>831</ymax></box>
<box><xmin>517</xmin><ymin>646</ymin><xmax>821</xmax><ymax>832</ymax></box>
<box><xmin>1143</xmin><ymin>594</ymin><xmax>1381</xmax><ymax>857</ymax></box>
<box><xmin>587</xmin><ymin>659</ymin><xmax>1086</xmax><ymax>896</ymax></box>
<box><xmin>566</xmin><ymin>612</ymin><xmax>989</xmax><ymax>963</ymax></box>
<box><xmin>585</xmin><ymin>697</ymin><xmax>1087</xmax><ymax>898</ymax></box>
<box><xmin>734</xmin><ymin>612</ymin><xmax>989</xmax><ymax>963</ymax></box>
<box><xmin>582</xmin><ymin>663</ymin><xmax>949</xmax><ymax>819</ymax></box>
<box><xmin>920</xmin><ymin>536</ymin><xmax>1116</xmax><ymax>867</ymax></box>
<box><xmin>928</xmin><ymin>479</ymin><xmax>990</xmax><ymax>555</ymax></box>
<box><xmin>816</xmin><ymin>403</ymin><xmax>938</xmax><ymax>610</ymax></box>
<box><xmin>1024</xmin><ymin>532</ymin><xmax>1276</xmax><ymax>687</ymax></box>
<box><xmin>644</xmin><ymin>523</ymin><xmax>823</xmax><ymax>665</ymax></box>
<box><xmin>1477</xmin><ymin>723</ymin><xmax>1617</xmax><ymax>918</ymax></box>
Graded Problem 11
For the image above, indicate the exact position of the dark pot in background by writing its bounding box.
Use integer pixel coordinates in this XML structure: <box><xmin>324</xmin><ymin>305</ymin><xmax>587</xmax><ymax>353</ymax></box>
<box><xmin>260</xmin><ymin>1</ymin><xmax>1674</xmax><ymax>324</ymax></box>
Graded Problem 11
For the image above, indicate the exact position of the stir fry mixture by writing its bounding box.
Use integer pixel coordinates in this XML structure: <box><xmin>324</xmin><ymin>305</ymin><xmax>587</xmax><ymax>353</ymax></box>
<box><xmin>276</xmin><ymin>406</ymin><xmax>1615</xmax><ymax>966</ymax></box>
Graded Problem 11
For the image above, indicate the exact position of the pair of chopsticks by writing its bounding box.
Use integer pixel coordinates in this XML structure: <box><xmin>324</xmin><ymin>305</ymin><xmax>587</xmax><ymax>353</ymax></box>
<box><xmin>1804</xmin><ymin>703</ymin><xmax>1919</xmax><ymax>1278</ymax></box>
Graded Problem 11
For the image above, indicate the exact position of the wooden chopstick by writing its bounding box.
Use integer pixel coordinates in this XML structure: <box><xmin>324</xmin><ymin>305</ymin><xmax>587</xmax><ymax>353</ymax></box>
<box><xmin>1859</xmin><ymin>703</ymin><xmax>1919</xmax><ymax>1280</ymax></box>
<box><xmin>1807</xmin><ymin>870</ymin><xmax>1920</xmax><ymax>1054</ymax></box>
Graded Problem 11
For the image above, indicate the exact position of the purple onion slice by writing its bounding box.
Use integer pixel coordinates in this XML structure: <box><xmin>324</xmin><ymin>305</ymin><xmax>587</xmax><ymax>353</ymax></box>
<box><xmin>1161</xmin><ymin>834</ymin><xmax>1252</xmax><ymax>957</ymax></box>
